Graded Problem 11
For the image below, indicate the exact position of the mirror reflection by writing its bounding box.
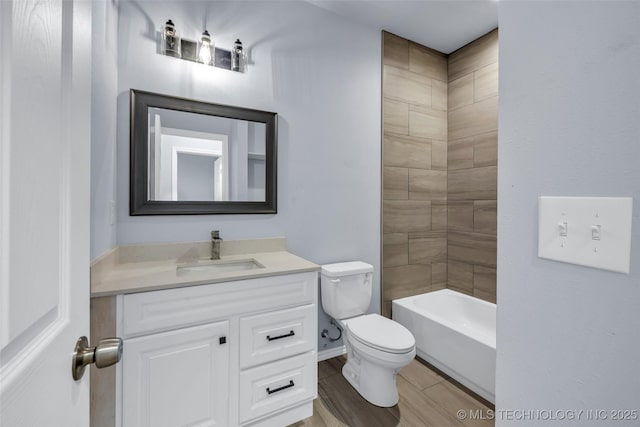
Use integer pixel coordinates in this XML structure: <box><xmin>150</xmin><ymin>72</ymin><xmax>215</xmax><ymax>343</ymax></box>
<box><xmin>130</xmin><ymin>89</ymin><xmax>277</xmax><ymax>215</ymax></box>
<box><xmin>148</xmin><ymin>108</ymin><xmax>266</xmax><ymax>202</ymax></box>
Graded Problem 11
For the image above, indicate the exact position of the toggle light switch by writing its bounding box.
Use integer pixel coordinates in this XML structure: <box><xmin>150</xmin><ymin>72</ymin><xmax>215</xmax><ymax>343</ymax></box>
<box><xmin>558</xmin><ymin>221</ymin><xmax>568</xmax><ymax>237</ymax></box>
<box><xmin>539</xmin><ymin>197</ymin><xmax>633</xmax><ymax>273</ymax></box>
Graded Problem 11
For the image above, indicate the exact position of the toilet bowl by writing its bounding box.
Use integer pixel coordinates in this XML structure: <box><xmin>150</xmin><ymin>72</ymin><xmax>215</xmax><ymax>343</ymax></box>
<box><xmin>320</xmin><ymin>262</ymin><xmax>416</xmax><ymax>407</ymax></box>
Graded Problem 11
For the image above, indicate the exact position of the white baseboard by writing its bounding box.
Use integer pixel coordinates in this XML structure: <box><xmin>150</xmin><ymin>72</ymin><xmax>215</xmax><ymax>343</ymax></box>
<box><xmin>317</xmin><ymin>345</ymin><xmax>346</xmax><ymax>362</ymax></box>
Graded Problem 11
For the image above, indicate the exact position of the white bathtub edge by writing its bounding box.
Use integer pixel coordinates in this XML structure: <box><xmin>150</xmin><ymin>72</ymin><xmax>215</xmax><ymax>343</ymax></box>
<box><xmin>393</xmin><ymin>291</ymin><xmax>496</xmax><ymax>349</ymax></box>
<box><xmin>393</xmin><ymin>290</ymin><xmax>496</xmax><ymax>405</ymax></box>
<box><xmin>417</xmin><ymin>350</ymin><xmax>495</xmax><ymax>404</ymax></box>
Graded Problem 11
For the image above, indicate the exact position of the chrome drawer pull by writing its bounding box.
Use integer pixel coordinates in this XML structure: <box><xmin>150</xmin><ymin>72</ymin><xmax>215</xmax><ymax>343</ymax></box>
<box><xmin>266</xmin><ymin>380</ymin><xmax>295</xmax><ymax>395</ymax></box>
<box><xmin>266</xmin><ymin>330</ymin><xmax>295</xmax><ymax>341</ymax></box>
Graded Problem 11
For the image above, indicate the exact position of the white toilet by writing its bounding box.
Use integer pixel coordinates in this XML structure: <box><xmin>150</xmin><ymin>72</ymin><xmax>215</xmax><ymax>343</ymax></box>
<box><xmin>320</xmin><ymin>261</ymin><xmax>416</xmax><ymax>407</ymax></box>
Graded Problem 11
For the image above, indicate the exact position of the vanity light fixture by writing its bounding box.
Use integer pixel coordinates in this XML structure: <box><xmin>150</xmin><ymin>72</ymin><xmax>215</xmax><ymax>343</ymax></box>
<box><xmin>231</xmin><ymin>39</ymin><xmax>246</xmax><ymax>73</ymax></box>
<box><xmin>159</xmin><ymin>19</ymin><xmax>246</xmax><ymax>73</ymax></box>
<box><xmin>161</xmin><ymin>19</ymin><xmax>181</xmax><ymax>58</ymax></box>
<box><xmin>197</xmin><ymin>30</ymin><xmax>214</xmax><ymax>66</ymax></box>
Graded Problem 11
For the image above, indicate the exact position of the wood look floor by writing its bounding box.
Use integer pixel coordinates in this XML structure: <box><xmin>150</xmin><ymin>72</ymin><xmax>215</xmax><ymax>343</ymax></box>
<box><xmin>289</xmin><ymin>356</ymin><xmax>494</xmax><ymax>427</ymax></box>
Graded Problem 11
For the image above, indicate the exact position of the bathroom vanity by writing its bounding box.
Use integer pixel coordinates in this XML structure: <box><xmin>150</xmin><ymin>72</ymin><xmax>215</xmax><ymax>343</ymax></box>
<box><xmin>90</xmin><ymin>238</ymin><xmax>319</xmax><ymax>427</ymax></box>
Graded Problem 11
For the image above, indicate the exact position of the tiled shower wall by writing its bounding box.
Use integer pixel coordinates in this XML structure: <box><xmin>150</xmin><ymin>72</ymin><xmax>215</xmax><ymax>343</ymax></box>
<box><xmin>382</xmin><ymin>32</ymin><xmax>448</xmax><ymax>317</ymax></box>
<box><xmin>447</xmin><ymin>30</ymin><xmax>498</xmax><ymax>303</ymax></box>
<box><xmin>382</xmin><ymin>30</ymin><xmax>498</xmax><ymax>315</ymax></box>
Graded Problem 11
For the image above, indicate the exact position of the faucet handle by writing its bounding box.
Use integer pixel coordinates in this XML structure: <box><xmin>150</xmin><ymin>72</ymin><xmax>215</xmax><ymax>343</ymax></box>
<box><xmin>211</xmin><ymin>230</ymin><xmax>220</xmax><ymax>239</ymax></box>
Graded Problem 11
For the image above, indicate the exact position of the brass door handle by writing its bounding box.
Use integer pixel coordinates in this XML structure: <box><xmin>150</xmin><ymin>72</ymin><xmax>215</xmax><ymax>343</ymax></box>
<box><xmin>72</xmin><ymin>336</ymin><xmax>123</xmax><ymax>380</ymax></box>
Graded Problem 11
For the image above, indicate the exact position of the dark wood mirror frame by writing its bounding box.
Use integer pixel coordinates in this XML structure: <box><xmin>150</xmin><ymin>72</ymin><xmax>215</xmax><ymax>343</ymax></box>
<box><xmin>130</xmin><ymin>89</ymin><xmax>277</xmax><ymax>215</ymax></box>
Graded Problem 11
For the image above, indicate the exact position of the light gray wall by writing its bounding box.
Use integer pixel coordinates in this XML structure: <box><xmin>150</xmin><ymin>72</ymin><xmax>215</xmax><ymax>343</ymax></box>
<box><xmin>148</xmin><ymin>108</ymin><xmax>234</xmax><ymax>135</ymax></box>
<box><xmin>497</xmin><ymin>1</ymin><xmax>640</xmax><ymax>423</ymax></box>
<box><xmin>116</xmin><ymin>1</ymin><xmax>382</xmax><ymax>351</ymax></box>
<box><xmin>91</xmin><ymin>0</ymin><xmax>119</xmax><ymax>260</ymax></box>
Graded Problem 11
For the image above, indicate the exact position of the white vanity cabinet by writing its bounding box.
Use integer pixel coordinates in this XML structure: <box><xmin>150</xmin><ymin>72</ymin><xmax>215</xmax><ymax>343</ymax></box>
<box><xmin>122</xmin><ymin>321</ymin><xmax>231</xmax><ymax>426</ymax></box>
<box><xmin>115</xmin><ymin>271</ymin><xmax>318</xmax><ymax>427</ymax></box>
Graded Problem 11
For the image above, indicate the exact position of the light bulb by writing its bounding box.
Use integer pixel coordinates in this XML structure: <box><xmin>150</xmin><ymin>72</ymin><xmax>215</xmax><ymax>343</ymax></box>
<box><xmin>161</xmin><ymin>19</ymin><xmax>181</xmax><ymax>58</ymax></box>
<box><xmin>197</xmin><ymin>30</ymin><xmax>214</xmax><ymax>66</ymax></box>
<box><xmin>231</xmin><ymin>38</ymin><xmax>245</xmax><ymax>72</ymax></box>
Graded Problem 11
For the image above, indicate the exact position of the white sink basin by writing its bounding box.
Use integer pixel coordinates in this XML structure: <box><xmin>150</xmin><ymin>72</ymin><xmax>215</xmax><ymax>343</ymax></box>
<box><xmin>177</xmin><ymin>259</ymin><xmax>264</xmax><ymax>276</ymax></box>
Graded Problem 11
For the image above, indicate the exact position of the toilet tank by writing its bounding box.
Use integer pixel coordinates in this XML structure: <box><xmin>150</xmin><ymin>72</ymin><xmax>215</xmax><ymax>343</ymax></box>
<box><xmin>320</xmin><ymin>261</ymin><xmax>373</xmax><ymax>320</ymax></box>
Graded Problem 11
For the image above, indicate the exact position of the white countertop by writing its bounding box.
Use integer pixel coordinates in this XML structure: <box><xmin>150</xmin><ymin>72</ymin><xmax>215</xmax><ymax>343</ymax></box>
<box><xmin>91</xmin><ymin>238</ymin><xmax>320</xmax><ymax>297</ymax></box>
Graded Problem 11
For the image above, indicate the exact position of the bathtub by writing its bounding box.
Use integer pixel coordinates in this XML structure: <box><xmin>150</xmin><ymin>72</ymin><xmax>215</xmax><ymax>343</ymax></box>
<box><xmin>392</xmin><ymin>289</ymin><xmax>496</xmax><ymax>403</ymax></box>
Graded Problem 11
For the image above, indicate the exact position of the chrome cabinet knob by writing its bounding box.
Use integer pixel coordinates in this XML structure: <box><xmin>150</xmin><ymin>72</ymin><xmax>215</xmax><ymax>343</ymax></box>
<box><xmin>72</xmin><ymin>336</ymin><xmax>123</xmax><ymax>380</ymax></box>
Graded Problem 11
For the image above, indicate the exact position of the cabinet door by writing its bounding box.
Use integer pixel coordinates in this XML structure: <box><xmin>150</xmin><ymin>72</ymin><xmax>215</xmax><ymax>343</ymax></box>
<box><xmin>122</xmin><ymin>321</ymin><xmax>229</xmax><ymax>427</ymax></box>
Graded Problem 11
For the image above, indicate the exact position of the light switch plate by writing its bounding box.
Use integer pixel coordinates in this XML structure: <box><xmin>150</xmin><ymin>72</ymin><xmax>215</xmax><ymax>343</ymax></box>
<box><xmin>538</xmin><ymin>197</ymin><xmax>633</xmax><ymax>273</ymax></box>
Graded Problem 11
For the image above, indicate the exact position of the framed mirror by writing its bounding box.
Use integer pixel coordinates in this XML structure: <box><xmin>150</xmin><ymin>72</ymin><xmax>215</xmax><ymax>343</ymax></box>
<box><xmin>130</xmin><ymin>89</ymin><xmax>277</xmax><ymax>215</ymax></box>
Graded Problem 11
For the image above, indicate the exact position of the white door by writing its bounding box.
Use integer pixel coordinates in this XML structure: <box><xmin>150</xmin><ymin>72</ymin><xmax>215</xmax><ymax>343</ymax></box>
<box><xmin>0</xmin><ymin>0</ymin><xmax>92</xmax><ymax>425</ymax></box>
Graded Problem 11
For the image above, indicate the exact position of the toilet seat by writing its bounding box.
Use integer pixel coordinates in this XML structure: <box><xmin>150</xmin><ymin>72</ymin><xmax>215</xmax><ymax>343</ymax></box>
<box><xmin>345</xmin><ymin>314</ymin><xmax>415</xmax><ymax>354</ymax></box>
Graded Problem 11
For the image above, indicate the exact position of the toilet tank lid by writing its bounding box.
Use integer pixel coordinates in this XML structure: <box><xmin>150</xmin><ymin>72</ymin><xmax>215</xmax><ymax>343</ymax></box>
<box><xmin>321</xmin><ymin>261</ymin><xmax>373</xmax><ymax>278</ymax></box>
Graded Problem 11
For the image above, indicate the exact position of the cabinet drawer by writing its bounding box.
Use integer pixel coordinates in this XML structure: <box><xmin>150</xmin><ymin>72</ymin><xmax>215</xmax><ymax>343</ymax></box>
<box><xmin>239</xmin><ymin>304</ymin><xmax>316</xmax><ymax>369</ymax></box>
<box><xmin>239</xmin><ymin>352</ymin><xmax>316</xmax><ymax>424</ymax></box>
<box><xmin>122</xmin><ymin>272</ymin><xmax>317</xmax><ymax>338</ymax></box>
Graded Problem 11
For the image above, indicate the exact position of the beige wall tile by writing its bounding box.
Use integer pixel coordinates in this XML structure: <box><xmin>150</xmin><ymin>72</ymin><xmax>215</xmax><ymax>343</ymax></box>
<box><xmin>448</xmin><ymin>29</ymin><xmax>499</xmax><ymax>82</ymax></box>
<box><xmin>430</xmin><ymin>140</ymin><xmax>447</xmax><ymax>170</ymax></box>
<box><xmin>448</xmin><ymin>96</ymin><xmax>498</xmax><ymax>141</ymax></box>
<box><xmin>474</xmin><ymin>62</ymin><xmax>499</xmax><ymax>101</ymax></box>
<box><xmin>431</xmin><ymin>202</ymin><xmax>447</xmax><ymax>231</ymax></box>
<box><xmin>432</xmin><ymin>282</ymin><xmax>447</xmax><ymax>291</ymax></box>
<box><xmin>449</xmin><ymin>286</ymin><xmax>473</xmax><ymax>296</ymax></box>
<box><xmin>448</xmin><ymin>260</ymin><xmax>473</xmax><ymax>293</ymax></box>
<box><xmin>474</xmin><ymin>265</ymin><xmax>496</xmax><ymax>294</ymax></box>
<box><xmin>448</xmin><ymin>245</ymin><xmax>496</xmax><ymax>267</ymax></box>
<box><xmin>448</xmin><ymin>166</ymin><xmax>497</xmax><ymax>200</ymax></box>
<box><xmin>448</xmin><ymin>200</ymin><xmax>474</xmax><ymax>231</ymax></box>
<box><xmin>383</xmin><ymin>233</ymin><xmax>409</xmax><ymax>267</ymax></box>
<box><xmin>383</xmin><ymin>65</ymin><xmax>432</xmax><ymax>106</ymax></box>
<box><xmin>383</xmin><ymin>30</ymin><xmax>501</xmax><ymax>305</ymax></box>
<box><xmin>474</xmin><ymin>200</ymin><xmax>497</xmax><ymax>234</ymax></box>
<box><xmin>448</xmin><ymin>136</ymin><xmax>474</xmax><ymax>170</ymax></box>
<box><xmin>382</xmin><ymin>300</ymin><xmax>392</xmax><ymax>318</ymax></box>
<box><xmin>383</xmin><ymin>31</ymin><xmax>409</xmax><ymax>69</ymax></box>
<box><xmin>449</xmin><ymin>231</ymin><xmax>496</xmax><ymax>250</ymax></box>
<box><xmin>409</xmin><ymin>236</ymin><xmax>447</xmax><ymax>264</ymax></box>
<box><xmin>409</xmin><ymin>169</ymin><xmax>447</xmax><ymax>200</ymax></box>
<box><xmin>384</xmin><ymin>166</ymin><xmax>408</xmax><ymax>200</ymax></box>
<box><xmin>431</xmin><ymin>79</ymin><xmax>447</xmax><ymax>112</ymax></box>
<box><xmin>383</xmin><ymin>200</ymin><xmax>431</xmax><ymax>233</ymax></box>
<box><xmin>383</xmin><ymin>264</ymin><xmax>432</xmax><ymax>301</ymax></box>
<box><xmin>473</xmin><ymin>289</ymin><xmax>496</xmax><ymax>304</ymax></box>
<box><xmin>383</xmin><ymin>134</ymin><xmax>431</xmax><ymax>169</ymax></box>
<box><xmin>409</xmin><ymin>105</ymin><xmax>447</xmax><ymax>140</ymax></box>
<box><xmin>432</xmin><ymin>262</ymin><xmax>447</xmax><ymax>287</ymax></box>
<box><xmin>384</xmin><ymin>98</ymin><xmax>409</xmax><ymax>135</ymax></box>
<box><xmin>473</xmin><ymin>130</ymin><xmax>498</xmax><ymax>167</ymax></box>
<box><xmin>408</xmin><ymin>230</ymin><xmax>446</xmax><ymax>239</ymax></box>
<box><xmin>448</xmin><ymin>74</ymin><xmax>474</xmax><ymax>111</ymax></box>
<box><xmin>448</xmin><ymin>230</ymin><xmax>497</xmax><ymax>267</ymax></box>
<box><xmin>408</xmin><ymin>43</ymin><xmax>447</xmax><ymax>81</ymax></box>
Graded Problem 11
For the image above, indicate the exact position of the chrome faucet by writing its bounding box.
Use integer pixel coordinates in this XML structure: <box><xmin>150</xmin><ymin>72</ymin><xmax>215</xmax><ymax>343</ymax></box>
<box><xmin>211</xmin><ymin>230</ymin><xmax>222</xmax><ymax>260</ymax></box>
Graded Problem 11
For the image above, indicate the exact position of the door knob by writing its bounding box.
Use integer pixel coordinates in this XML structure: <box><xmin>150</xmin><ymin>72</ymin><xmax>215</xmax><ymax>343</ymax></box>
<box><xmin>72</xmin><ymin>336</ymin><xmax>123</xmax><ymax>381</ymax></box>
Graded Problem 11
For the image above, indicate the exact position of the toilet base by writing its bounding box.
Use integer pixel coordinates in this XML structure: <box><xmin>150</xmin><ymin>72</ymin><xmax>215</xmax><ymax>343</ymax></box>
<box><xmin>342</xmin><ymin>357</ymin><xmax>400</xmax><ymax>407</ymax></box>
<box><xmin>341</xmin><ymin>334</ymin><xmax>416</xmax><ymax>407</ymax></box>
